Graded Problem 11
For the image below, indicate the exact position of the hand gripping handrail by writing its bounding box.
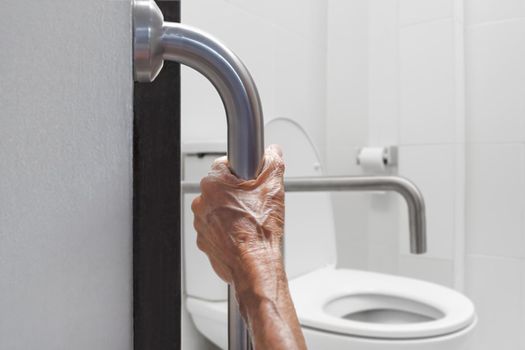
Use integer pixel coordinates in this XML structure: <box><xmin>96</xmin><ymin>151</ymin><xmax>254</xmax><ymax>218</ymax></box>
<box><xmin>133</xmin><ymin>0</ymin><xmax>264</xmax><ymax>348</ymax></box>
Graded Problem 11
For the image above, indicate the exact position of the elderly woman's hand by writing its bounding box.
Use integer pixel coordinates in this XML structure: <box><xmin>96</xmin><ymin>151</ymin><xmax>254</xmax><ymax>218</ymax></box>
<box><xmin>191</xmin><ymin>145</ymin><xmax>307</xmax><ymax>350</ymax></box>
<box><xmin>191</xmin><ymin>145</ymin><xmax>286</xmax><ymax>305</ymax></box>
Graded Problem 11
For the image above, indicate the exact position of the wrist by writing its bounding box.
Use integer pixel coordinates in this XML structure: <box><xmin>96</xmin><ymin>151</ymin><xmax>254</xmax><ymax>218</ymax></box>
<box><xmin>235</xmin><ymin>286</ymin><xmax>279</xmax><ymax>322</ymax></box>
<box><xmin>231</xmin><ymin>251</ymin><xmax>286</xmax><ymax>317</ymax></box>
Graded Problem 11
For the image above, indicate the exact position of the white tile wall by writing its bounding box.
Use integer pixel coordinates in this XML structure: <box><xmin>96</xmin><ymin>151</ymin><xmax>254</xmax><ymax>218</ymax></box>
<box><xmin>326</xmin><ymin>0</ymin><xmax>369</xmax><ymax>175</ymax></box>
<box><xmin>226</xmin><ymin>0</ymin><xmax>326</xmax><ymax>38</ymax></box>
<box><xmin>398</xmin><ymin>255</ymin><xmax>454</xmax><ymax>287</ymax></box>
<box><xmin>399</xmin><ymin>19</ymin><xmax>457</xmax><ymax>145</ymax></box>
<box><xmin>182</xmin><ymin>0</ymin><xmax>327</xmax><ymax>158</ymax></box>
<box><xmin>399</xmin><ymin>0</ymin><xmax>454</xmax><ymax>26</ymax></box>
<box><xmin>466</xmin><ymin>19</ymin><xmax>525</xmax><ymax>143</ymax></box>
<box><xmin>464</xmin><ymin>255</ymin><xmax>525</xmax><ymax>349</ymax></box>
<box><xmin>325</xmin><ymin>0</ymin><xmax>371</xmax><ymax>269</ymax></box>
<box><xmin>331</xmin><ymin>193</ymin><xmax>370</xmax><ymax>270</ymax></box>
<box><xmin>466</xmin><ymin>0</ymin><xmax>525</xmax><ymax>25</ymax></box>
<box><xmin>464</xmin><ymin>4</ymin><xmax>525</xmax><ymax>349</ymax></box>
<box><xmin>467</xmin><ymin>143</ymin><xmax>525</xmax><ymax>258</ymax></box>
<box><xmin>364</xmin><ymin>1</ymin><xmax>401</xmax><ymax>276</ymax></box>
<box><xmin>367</xmin><ymin>193</ymin><xmax>401</xmax><ymax>274</ymax></box>
<box><xmin>274</xmin><ymin>29</ymin><xmax>326</xmax><ymax>154</ymax></box>
<box><xmin>360</xmin><ymin>1</ymin><xmax>525</xmax><ymax>348</ymax></box>
<box><xmin>367</xmin><ymin>1</ymin><xmax>461</xmax><ymax>288</ymax></box>
<box><xmin>181</xmin><ymin>0</ymin><xmax>278</xmax><ymax>143</ymax></box>
<box><xmin>368</xmin><ymin>0</ymin><xmax>400</xmax><ymax>145</ymax></box>
<box><xmin>368</xmin><ymin>242</ymin><xmax>400</xmax><ymax>275</ymax></box>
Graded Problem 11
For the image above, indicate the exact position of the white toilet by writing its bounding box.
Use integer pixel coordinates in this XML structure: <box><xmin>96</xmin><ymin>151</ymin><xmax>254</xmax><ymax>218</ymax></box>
<box><xmin>182</xmin><ymin>119</ymin><xmax>476</xmax><ymax>349</ymax></box>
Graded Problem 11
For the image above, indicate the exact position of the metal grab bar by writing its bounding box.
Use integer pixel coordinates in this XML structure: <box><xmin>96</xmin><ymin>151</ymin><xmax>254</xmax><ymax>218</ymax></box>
<box><xmin>182</xmin><ymin>176</ymin><xmax>427</xmax><ymax>254</ymax></box>
<box><xmin>133</xmin><ymin>0</ymin><xmax>264</xmax><ymax>348</ymax></box>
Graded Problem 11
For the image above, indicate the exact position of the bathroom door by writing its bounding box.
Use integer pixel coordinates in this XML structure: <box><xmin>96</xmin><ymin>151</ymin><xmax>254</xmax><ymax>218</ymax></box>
<box><xmin>1</xmin><ymin>0</ymin><xmax>144</xmax><ymax>348</ymax></box>
<box><xmin>133</xmin><ymin>1</ymin><xmax>182</xmax><ymax>349</ymax></box>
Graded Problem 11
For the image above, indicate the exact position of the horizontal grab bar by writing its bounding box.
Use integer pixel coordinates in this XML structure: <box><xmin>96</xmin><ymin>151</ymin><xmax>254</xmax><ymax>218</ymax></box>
<box><xmin>182</xmin><ymin>176</ymin><xmax>427</xmax><ymax>254</ymax></box>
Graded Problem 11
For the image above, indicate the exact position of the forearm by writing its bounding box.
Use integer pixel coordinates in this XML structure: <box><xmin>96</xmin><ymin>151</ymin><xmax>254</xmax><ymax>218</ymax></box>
<box><xmin>233</xmin><ymin>257</ymin><xmax>307</xmax><ymax>350</ymax></box>
<box><xmin>192</xmin><ymin>146</ymin><xmax>297</xmax><ymax>348</ymax></box>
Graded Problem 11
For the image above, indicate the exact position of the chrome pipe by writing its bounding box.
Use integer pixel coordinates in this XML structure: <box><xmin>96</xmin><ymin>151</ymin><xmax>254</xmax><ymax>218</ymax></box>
<box><xmin>161</xmin><ymin>24</ymin><xmax>264</xmax><ymax>179</ymax></box>
<box><xmin>133</xmin><ymin>0</ymin><xmax>263</xmax><ymax>348</ymax></box>
<box><xmin>133</xmin><ymin>0</ymin><xmax>264</xmax><ymax>180</ymax></box>
<box><xmin>182</xmin><ymin>176</ymin><xmax>427</xmax><ymax>254</ymax></box>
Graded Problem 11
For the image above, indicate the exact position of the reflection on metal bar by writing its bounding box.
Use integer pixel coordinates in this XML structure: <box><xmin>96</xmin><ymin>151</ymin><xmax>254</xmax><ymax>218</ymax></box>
<box><xmin>182</xmin><ymin>176</ymin><xmax>427</xmax><ymax>254</ymax></box>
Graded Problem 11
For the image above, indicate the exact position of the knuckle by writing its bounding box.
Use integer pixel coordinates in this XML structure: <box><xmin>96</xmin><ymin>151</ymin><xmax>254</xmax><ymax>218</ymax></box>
<box><xmin>191</xmin><ymin>196</ymin><xmax>201</xmax><ymax>214</ymax></box>
<box><xmin>199</xmin><ymin>177</ymin><xmax>215</xmax><ymax>194</ymax></box>
<box><xmin>196</xmin><ymin>236</ymin><xmax>206</xmax><ymax>252</ymax></box>
<box><xmin>193</xmin><ymin>216</ymin><xmax>202</xmax><ymax>232</ymax></box>
<box><xmin>274</xmin><ymin>157</ymin><xmax>285</xmax><ymax>175</ymax></box>
<box><xmin>211</xmin><ymin>156</ymin><xmax>228</xmax><ymax>170</ymax></box>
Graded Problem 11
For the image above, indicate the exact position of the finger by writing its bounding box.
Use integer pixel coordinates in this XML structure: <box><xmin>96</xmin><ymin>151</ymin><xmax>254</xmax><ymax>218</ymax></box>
<box><xmin>193</xmin><ymin>216</ymin><xmax>205</xmax><ymax>234</ymax></box>
<box><xmin>267</xmin><ymin>144</ymin><xmax>283</xmax><ymax>159</ymax></box>
<box><xmin>199</xmin><ymin>176</ymin><xmax>215</xmax><ymax>196</ymax></box>
<box><xmin>191</xmin><ymin>195</ymin><xmax>203</xmax><ymax>215</ymax></box>
<box><xmin>262</xmin><ymin>145</ymin><xmax>285</xmax><ymax>177</ymax></box>
<box><xmin>209</xmin><ymin>156</ymin><xmax>243</xmax><ymax>186</ymax></box>
<box><xmin>209</xmin><ymin>257</ymin><xmax>232</xmax><ymax>283</ymax></box>
<box><xmin>210</xmin><ymin>156</ymin><xmax>230</xmax><ymax>173</ymax></box>
<box><xmin>196</xmin><ymin>234</ymin><xmax>207</xmax><ymax>253</ymax></box>
<box><xmin>231</xmin><ymin>146</ymin><xmax>285</xmax><ymax>190</ymax></box>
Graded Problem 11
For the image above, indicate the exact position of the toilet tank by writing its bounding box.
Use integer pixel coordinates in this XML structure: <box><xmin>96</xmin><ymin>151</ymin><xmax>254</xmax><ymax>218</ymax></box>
<box><xmin>183</xmin><ymin>119</ymin><xmax>337</xmax><ymax>301</ymax></box>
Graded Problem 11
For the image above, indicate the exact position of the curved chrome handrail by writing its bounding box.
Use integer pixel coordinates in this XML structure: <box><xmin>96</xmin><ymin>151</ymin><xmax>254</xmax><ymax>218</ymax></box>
<box><xmin>133</xmin><ymin>1</ymin><xmax>264</xmax><ymax>348</ymax></box>
<box><xmin>133</xmin><ymin>0</ymin><xmax>264</xmax><ymax>180</ymax></box>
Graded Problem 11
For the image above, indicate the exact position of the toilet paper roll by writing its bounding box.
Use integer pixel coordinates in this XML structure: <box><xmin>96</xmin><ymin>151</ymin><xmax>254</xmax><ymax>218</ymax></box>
<box><xmin>357</xmin><ymin>147</ymin><xmax>386</xmax><ymax>173</ymax></box>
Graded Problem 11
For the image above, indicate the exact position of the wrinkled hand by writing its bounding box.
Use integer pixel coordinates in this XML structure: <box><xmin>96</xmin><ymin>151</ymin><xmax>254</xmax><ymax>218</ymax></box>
<box><xmin>192</xmin><ymin>146</ymin><xmax>307</xmax><ymax>349</ymax></box>
<box><xmin>191</xmin><ymin>145</ymin><xmax>285</xmax><ymax>303</ymax></box>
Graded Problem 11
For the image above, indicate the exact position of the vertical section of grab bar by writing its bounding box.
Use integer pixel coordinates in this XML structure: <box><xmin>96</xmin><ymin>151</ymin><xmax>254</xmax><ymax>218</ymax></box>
<box><xmin>161</xmin><ymin>25</ymin><xmax>264</xmax><ymax>350</ymax></box>
<box><xmin>133</xmin><ymin>1</ymin><xmax>264</xmax><ymax>349</ymax></box>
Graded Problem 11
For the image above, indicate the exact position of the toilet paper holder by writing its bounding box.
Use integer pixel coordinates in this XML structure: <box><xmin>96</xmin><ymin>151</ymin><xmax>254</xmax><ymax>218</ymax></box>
<box><xmin>356</xmin><ymin>146</ymin><xmax>398</xmax><ymax>168</ymax></box>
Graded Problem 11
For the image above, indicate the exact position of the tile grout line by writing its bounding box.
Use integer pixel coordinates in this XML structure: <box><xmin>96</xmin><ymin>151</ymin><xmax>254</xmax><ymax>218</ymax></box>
<box><xmin>467</xmin><ymin>253</ymin><xmax>525</xmax><ymax>262</ymax></box>
<box><xmin>400</xmin><ymin>16</ymin><xmax>454</xmax><ymax>29</ymax></box>
<box><xmin>468</xmin><ymin>16</ymin><xmax>525</xmax><ymax>28</ymax></box>
<box><xmin>453</xmin><ymin>0</ymin><xmax>467</xmax><ymax>293</ymax></box>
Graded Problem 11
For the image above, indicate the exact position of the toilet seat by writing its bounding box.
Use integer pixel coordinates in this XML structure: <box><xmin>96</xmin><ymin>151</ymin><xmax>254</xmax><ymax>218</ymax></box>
<box><xmin>289</xmin><ymin>267</ymin><xmax>476</xmax><ymax>340</ymax></box>
<box><xmin>186</xmin><ymin>266</ymin><xmax>476</xmax><ymax>349</ymax></box>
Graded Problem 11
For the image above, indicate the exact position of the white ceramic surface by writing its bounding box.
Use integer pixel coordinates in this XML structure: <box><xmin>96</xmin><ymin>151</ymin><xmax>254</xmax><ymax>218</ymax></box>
<box><xmin>302</xmin><ymin>322</ymin><xmax>476</xmax><ymax>350</ymax></box>
<box><xmin>291</xmin><ymin>268</ymin><xmax>475</xmax><ymax>339</ymax></box>
<box><xmin>187</xmin><ymin>267</ymin><xmax>476</xmax><ymax>350</ymax></box>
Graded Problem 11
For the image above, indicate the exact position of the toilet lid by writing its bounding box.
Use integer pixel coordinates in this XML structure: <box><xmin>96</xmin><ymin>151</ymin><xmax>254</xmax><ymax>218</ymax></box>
<box><xmin>289</xmin><ymin>267</ymin><xmax>476</xmax><ymax>339</ymax></box>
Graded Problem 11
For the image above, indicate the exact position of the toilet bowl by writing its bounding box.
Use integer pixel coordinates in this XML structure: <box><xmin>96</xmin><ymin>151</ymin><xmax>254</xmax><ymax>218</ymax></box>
<box><xmin>186</xmin><ymin>266</ymin><xmax>476</xmax><ymax>350</ymax></box>
<box><xmin>293</xmin><ymin>267</ymin><xmax>476</xmax><ymax>349</ymax></box>
<box><xmin>293</xmin><ymin>268</ymin><xmax>475</xmax><ymax>339</ymax></box>
<box><xmin>182</xmin><ymin>118</ymin><xmax>476</xmax><ymax>349</ymax></box>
